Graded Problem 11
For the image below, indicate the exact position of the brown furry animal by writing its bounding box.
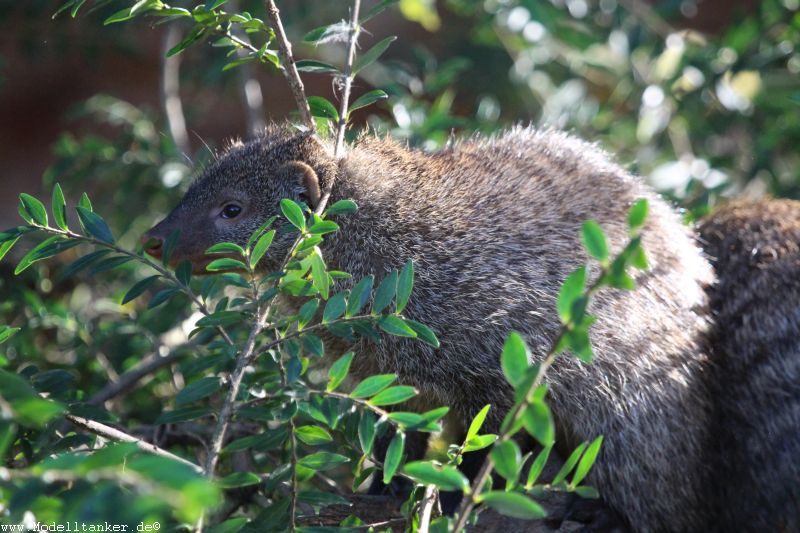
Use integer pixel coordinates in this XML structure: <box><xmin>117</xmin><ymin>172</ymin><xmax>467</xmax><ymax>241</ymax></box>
<box><xmin>699</xmin><ymin>199</ymin><xmax>800</xmax><ymax>532</ymax></box>
<box><xmin>143</xmin><ymin>125</ymin><xmax>797</xmax><ymax>532</ymax></box>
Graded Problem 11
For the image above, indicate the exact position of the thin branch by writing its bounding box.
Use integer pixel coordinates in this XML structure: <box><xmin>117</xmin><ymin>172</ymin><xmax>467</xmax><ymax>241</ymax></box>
<box><xmin>452</xmin><ymin>278</ymin><xmax>606</xmax><ymax>531</ymax></box>
<box><xmin>253</xmin><ymin>314</ymin><xmax>373</xmax><ymax>358</ymax></box>
<box><xmin>264</xmin><ymin>0</ymin><xmax>315</xmax><ymax>131</ymax></box>
<box><xmin>32</xmin><ymin>222</ymin><xmax>234</xmax><ymax>345</ymax></box>
<box><xmin>202</xmin><ymin>4</ymin><xmax>366</xmax><ymax>525</ymax></box>
<box><xmin>64</xmin><ymin>414</ymin><xmax>204</xmax><ymax>474</ymax></box>
<box><xmin>88</xmin><ymin>347</ymin><xmax>183</xmax><ymax>406</ymax></box>
<box><xmin>161</xmin><ymin>25</ymin><xmax>191</xmax><ymax>157</ymax></box>
<box><xmin>417</xmin><ymin>484</ymin><xmax>438</xmax><ymax>533</ymax></box>
<box><xmin>334</xmin><ymin>0</ymin><xmax>362</xmax><ymax>158</ymax></box>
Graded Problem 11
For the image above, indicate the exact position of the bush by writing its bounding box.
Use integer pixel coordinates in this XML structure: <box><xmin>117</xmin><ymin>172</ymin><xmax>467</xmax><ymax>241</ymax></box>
<box><xmin>1</xmin><ymin>0</ymin><xmax>796</xmax><ymax>531</ymax></box>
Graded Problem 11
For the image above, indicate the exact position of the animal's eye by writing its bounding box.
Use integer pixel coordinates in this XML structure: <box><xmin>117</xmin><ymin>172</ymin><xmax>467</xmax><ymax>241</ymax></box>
<box><xmin>221</xmin><ymin>204</ymin><xmax>242</xmax><ymax>219</ymax></box>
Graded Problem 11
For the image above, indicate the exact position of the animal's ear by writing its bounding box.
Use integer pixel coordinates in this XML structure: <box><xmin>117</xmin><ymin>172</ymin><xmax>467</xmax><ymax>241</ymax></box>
<box><xmin>278</xmin><ymin>161</ymin><xmax>321</xmax><ymax>209</ymax></box>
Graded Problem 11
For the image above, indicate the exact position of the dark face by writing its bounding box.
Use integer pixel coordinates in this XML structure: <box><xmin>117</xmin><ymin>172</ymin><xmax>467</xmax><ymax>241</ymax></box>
<box><xmin>142</xmin><ymin>130</ymin><xmax>330</xmax><ymax>273</ymax></box>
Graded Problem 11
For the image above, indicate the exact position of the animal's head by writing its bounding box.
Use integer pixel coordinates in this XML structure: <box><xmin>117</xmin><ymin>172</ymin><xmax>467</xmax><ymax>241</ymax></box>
<box><xmin>141</xmin><ymin>127</ymin><xmax>337</xmax><ymax>273</ymax></box>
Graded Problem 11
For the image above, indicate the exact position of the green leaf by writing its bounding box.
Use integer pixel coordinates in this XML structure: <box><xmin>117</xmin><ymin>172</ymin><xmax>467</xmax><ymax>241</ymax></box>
<box><xmin>76</xmin><ymin>206</ymin><xmax>114</xmax><ymax>243</ymax></box>
<box><xmin>0</xmin><ymin>226</ymin><xmax>31</xmax><ymax>244</ymax></box>
<box><xmin>280</xmin><ymin>199</ymin><xmax>306</xmax><ymax>231</ymax></box>
<box><xmin>298</xmin><ymin>452</ymin><xmax>349</xmax><ymax>471</ymax></box>
<box><xmin>167</xmin><ymin>25</ymin><xmax>205</xmax><ymax>57</ymax></box>
<box><xmin>522</xmin><ymin>398</ymin><xmax>555</xmax><ymax>447</ymax></box>
<box><xmin>404</xmin><ymin>319</ymin><xmax>439</xmax><ymax>348</ymax></box>
<box><xmin>19</xmin><ymin>194</ymin><xmax>48</xmax><ymax>226</ymax></box>
<box><xmin>0</xmin><ymin>422</ymin><xmax>15</xmax><ymax>462</ymax></box>
<box><xmin>206</xmin><ymin>258</ymin><xmax>248</xmax><ymax>272</ymax></box>
<box><xmin>378</xmin><ymin>315</ymin><xmax>417</xmax><ymax>337</ymax></box>
<box><xmin>250</xmin><ymin>230</ymin><xmax>275</xmax><ymax>269</ymax></box>
<box><xmin>372</xmin><ymin>270</ymin><xmax>397</xmax><ymax>314</ymax></box>
<box><xmin>386</xmin><ymin>412</ymin><xmax>429</xmax><ymax>431</ymax></box>
<box><xmin>369</xmin><ymin>386</ymin><xmax>417</xmax><ymax>406</ymax></box>
<box><xmin>574</xmin><ymin>486</ymin><xmax>600</xmax><ymax>499</ymax></box>
<box><xmin>223</xmin><ymin>428</ymin><xmax>288</xmax><ymax>454</ymax></box>
<box><xmin>78</xmin><ymin>192</ymin><xmax>93</xmax><ymax>211</ymax></box>
<box><xmin>246</xmin><ymin>216</ymin><xmax>277</xmax><ymax>249</ymax></box>
<box><xmin>295</xmin><ymin>426</ymin><xmax>333</xmax><ymax>446</ymax></box>
<box><xmin>218</xmin><ymin>472</ymin><xmax>261</xmax><ymax>489</ymax></box>
<box><xmin>155</xmin><ymin>406</ymin><xmax>212</xmax><ymax>424</ymax></box>
<box><xmin>206</xmin><ymin>242</ymin><xmax>245</xmax><ymax>255</ymax></box>
<box><xmin>491</xmin><ymin>440</ymin><xmax>522</xmax><ymax>482</ymax></box>
<box><xmin>353</xmin><ymin>36</ymin><xmax>397</xmax><ymax>74</ymax></box>
<box><xmin>89</xmin><ymin>255</ymin><xmax>134</xmax><ymax>274</ymax></box>
<box><xmin>0</xmin><ymin>326</ymin><xmax>20</xmax><ymax>345</ymax></box>
<box><xmin>148</xmin><ymin>287</ymin><xmax>180</xmax><ymax>309</ymax></box>
<box><xmin>327</xmin><ymin>352</ymin><xmax>354</xmax><ymax>392</ymax></box>
<box><xmin>121</xmin><ymin>275</ymin><xmax>160</xmax><ymax>304</ymax></box>
<box><xmin>627</xmin><ymin>199</ymin><xmax>649</xmax><ymax>230</ymax></box>
<box><xmin>295</xmin><ymin>59</ymin><xmax>340</xmax><ymax>74</ymax></box>
<box><xmin>58</xmin><ymin>249</ymin><xmax>110</xmax><ymax>281</ymax></box>
<box><xmin>322</xmin><ymin>291</ymin><xmax>347</xmax><ymax>323</ymax></box>
<box><xmin>382</xmin><ymin>431</ymin><xmax>405</xmax><ymax>484</ymax></box>
<box><xmin>51</xmin><ymin>183</ymin><xmax>68</xmax><ymax>231</ymax></box>
<box><xmin>464</xmin><ymin>434</ymin><xmax>497</xmax><ymax>453</ymax></box>
<box><xmin>308</xmin><ymin>220</ymin><xmax>339</xmax><ymax>235</ymax></box>
<box><xmin>0</xmin><ymin>370</ymin><xmax>64</xmax><ymax>427</ymax></box>
<box><xmin>302</xmin><ymin>333</ymin><xmax>324</xmax><ymax>358</ymax></box>
<box><xmin>552</xmin><ymin>442</ymin><xmax>588</xmax><ymax>486</ymax></box>
<box><xmin>325</xmin><ymin>199</ymin><xmax>358</xmax><ymax>216</ymax></box>
<box><xmin>0</xmin><ymin>237</ymin><xmax>20</xmax><ymax>263</ymax></box>
<box><xmin>557</xmin><ymin>267</ymin><xmax>586</xmax><ymax>324</ymax></box>
<box><xmin>565</xmin><ymin>327</ymin><xmax>594</xmax><ymax>363</ymax></box>
<box><xmin>478</xmin><ymin>491</ymin><xmax>546</xmax><ymax>520</ymax></box>
<box><xmin>176</xmin><ymin>377</ymin><xmax>221</xmax><ymax>406</ymax></box>
<box><xmin>525</xmin><ymin>445</ymin><xmax>552</xmax><ymax>488</ymax></box>
<box><xmin>175</xmin><ymin>260</ymin><xmax>192</xmax><ymax>286</ymax></box>
<box><xmin>466</xmin><ymin>404</ymin><xmax>491</xmax><ymax>441</ymax></box>
<box><xmin>350</xmin><ymin>374</ymin><xmax>397</xmax><ymax>399</ymax></box>
<box><xmin>298</xmin><ymin>299</ymin><xmax>320</xmax><ymax>329</ymax></box>
<box><xmin>347</xmin><ymin>276</ymin><xmax>373</xmax><ymax>317</ymax></box>
<box><xmin>571</xmin><ymin>435</ymin><xmax>603</xmax><ymax>487</ymax></box>
<box><xmin>15</xmin><ymin>236</ymin><xmax>81</xmax><ymax>275</ymax></box>
<box><xmin>297</xmin><ymin>490</ymin><xmax>350</xmax><ymax>508</ymax></box>
<box><xmin>358</xmin><ymin>411</ymin><xmax>376</xmax><ymax>455</ymax></box>
<box><xmin>632</xmin><ymin>246</ymin><xmax>648</xmax><ymax>270</ymax></box>
<box><xmin>161</xmin><ymin>229</ymin><xmax>180</xmax><ymax>266</ymax></box>
<box><xmin>581</xmin><ymin>220</ymin><xmax>608</xmax><ymax>262</ymax></box>
<box><xmin>196</xmin><ymin>311</ymin><xmax>245</xmax><ymax>328</ymax></box>
<box><xmin>396</xmin><ymin>259</ymin><xmax>414</xmax><ymax>313</ymax></box>
<box><xmin>309</xmin><ymin>251</ymin><xmax>329</xmax><ymax>300</ymax></box>
<box><xmin>307</xmin><ymin>96</ymin><xmax>339</xmax><ymax>121</ymax></box>
<box><xmin>348</xmin><ymin>90</ymin><xmax>389</xmax><ymax>116</ymax></box>
<box><xmin>402</xmin><ymin>461</ymin><xmax>469</xmax><ymax>492</ymax></box>
<box><xmin>501</xmin><ymin>332</ymin><xmax>530</xmax><ymax>389</ymax></box>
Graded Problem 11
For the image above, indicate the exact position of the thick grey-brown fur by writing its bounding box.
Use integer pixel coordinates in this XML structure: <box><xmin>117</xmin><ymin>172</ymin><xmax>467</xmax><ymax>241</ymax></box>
<box><xmin>699</xmin><ymin>200</ymin><xmax>800</xmax><ymax>532</ymax></box>
<box><xmin>144</xmin><ymin>124</ymin><xmax>796</xmax><ymax>532</ymax></box>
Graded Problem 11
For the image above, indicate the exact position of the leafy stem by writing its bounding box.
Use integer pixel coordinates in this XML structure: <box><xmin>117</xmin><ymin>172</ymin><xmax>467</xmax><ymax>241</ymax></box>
<box><xmin>23</xmin><ymin>222</ymin><xmax>234</xmax><ymax>345</ymax></box>
<box><xmin>452</xmin><ymin>277</ymin><xmax>605</xmax><ymax>531</ymax></box>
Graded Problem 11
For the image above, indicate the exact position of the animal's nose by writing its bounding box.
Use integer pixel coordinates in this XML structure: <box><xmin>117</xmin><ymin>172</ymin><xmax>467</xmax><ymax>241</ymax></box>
<box><xmin>141</xmin><ymin>234</ymin><xmax>164</xmax><ymax>259</ymax></box>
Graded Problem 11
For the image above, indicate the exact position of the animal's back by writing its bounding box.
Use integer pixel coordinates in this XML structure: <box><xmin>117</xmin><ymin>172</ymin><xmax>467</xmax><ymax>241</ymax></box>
<box><xmin>334</xmin><ymin>128</ymin><xmax>716</xmax><ymax>531</ymax></box>
<box><xmin>699</xmin><ymin>199</ymin><xmax>800</xmax><ymax>531</ymax></box>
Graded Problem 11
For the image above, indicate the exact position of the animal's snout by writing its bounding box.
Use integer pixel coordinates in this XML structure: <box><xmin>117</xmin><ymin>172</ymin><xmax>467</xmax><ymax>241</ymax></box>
<box><xmin>141</xmin><ymin>233</ymin><xmax>164</xmax><ymax>259</ymax></box>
